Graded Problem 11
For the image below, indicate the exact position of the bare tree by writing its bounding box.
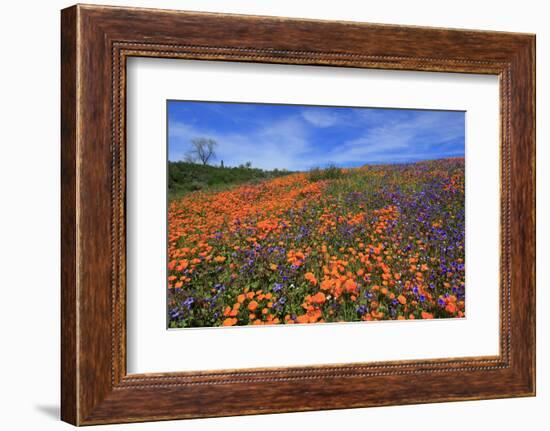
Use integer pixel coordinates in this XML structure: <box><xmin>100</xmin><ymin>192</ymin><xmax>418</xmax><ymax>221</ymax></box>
<box><xmin>187</xmin><ymin>137</ymin><xmax>218</xmax><ymax>165</ymax></box>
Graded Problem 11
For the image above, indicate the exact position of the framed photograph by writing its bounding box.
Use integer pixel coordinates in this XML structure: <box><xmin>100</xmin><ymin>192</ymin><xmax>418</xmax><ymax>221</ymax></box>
<box><xmin>61</xmin><ymin>4</ymin><xmax>535</xmax><ymax>425</ymax></box>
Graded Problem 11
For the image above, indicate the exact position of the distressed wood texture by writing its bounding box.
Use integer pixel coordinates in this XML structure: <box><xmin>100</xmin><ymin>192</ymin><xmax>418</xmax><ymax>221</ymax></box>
<box><xmin>61</xmin><ymin>4</ymin><xmax>535</xmax><ymax>425</ymax></box>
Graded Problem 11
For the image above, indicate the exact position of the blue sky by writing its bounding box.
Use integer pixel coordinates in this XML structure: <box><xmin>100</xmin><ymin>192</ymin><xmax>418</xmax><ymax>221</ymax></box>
<box><xmin>167</xmin><ymin>100</ymin><xmax>465</xmax><ymax>171</ymax></box>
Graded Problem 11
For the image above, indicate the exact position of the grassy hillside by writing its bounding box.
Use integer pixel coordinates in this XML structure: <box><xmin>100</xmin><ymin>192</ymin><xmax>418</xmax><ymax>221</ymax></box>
<box><xmin>167</xmin><ymin>158</ymin><xmax>465</xmax><ymax>328</ymax></box>
<box><xmin>168</xmin><ymin>162</ymin><xmax>293</xmax><ymax>200</ymax></box>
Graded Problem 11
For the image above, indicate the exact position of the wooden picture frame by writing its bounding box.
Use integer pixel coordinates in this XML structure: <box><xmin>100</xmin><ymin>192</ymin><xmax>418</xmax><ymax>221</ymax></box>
<box><xmin>61</xmin><ymin>4</ymin><xmax>535</xmax><ymax>425</ymax></box>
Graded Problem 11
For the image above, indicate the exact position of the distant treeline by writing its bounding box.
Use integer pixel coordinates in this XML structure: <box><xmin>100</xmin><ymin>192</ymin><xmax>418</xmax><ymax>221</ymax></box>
<box><xmin>168</xmin><ymin>161</ymin><xmax>293</xmax><ymax>200</ymax></box>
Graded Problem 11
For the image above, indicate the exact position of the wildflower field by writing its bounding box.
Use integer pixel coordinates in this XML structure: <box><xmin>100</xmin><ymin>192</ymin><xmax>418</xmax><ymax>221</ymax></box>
<box><xmin>167</xmin><ymin>158</ymin><xmax>465</xmax><ymax>328</ymax></box>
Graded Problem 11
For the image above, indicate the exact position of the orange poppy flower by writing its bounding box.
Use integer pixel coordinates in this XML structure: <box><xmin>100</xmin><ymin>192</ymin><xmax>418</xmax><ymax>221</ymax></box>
<box><xmin>296</xmin><ymin>314</ymin><xmax>309</xmax><ymax>324</ymax></box>
<box><xmin>445</xmin><ymin>302</ymin><xmax>457</xmax><ymax>314</ymax></box>
<box><xmin>304</xmin><ymin>272</ymin><xmax>318</xmax><ymax>285</ymax></box>
<box><xmin>310</xmin><ymin>292</ymin><xmax>326</xmax><ymax>304</ymax></box>
<box><xmin>222</xmin><ymin>317</ymin><xmax>237</xmax><ymax>326</ymax></box>
<box><xmin>320</xmin><ymin>279</ymin><xmax>332</xmax><ymax>291</ymax></box>
<box><xmin>344</xmin><ymin>279</ymin><xmax>357</xmax><ymax>293</ymax></box>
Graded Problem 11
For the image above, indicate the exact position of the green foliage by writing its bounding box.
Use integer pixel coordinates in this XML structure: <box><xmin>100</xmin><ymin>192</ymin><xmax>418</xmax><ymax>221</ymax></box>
<box><xmin>308</xmin><ymin>165</ymin><xmax>344</xmax><ymax>182</ymax></box>
<box><xmin>168</xmin><ymin>161</ymin><xmax>292</xmax><ymax>200</ymax></box>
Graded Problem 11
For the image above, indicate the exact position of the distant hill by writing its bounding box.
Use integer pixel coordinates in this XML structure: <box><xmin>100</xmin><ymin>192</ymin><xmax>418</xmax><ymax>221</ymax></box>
<box><xmin>168</xmin><ymin>161</ymin><xmax>293</xmax><ymax>200</ymax></box>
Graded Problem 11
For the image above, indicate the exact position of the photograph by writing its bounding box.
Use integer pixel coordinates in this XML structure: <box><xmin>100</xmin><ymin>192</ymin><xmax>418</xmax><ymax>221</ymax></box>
<box><xmin>166</xmin><ymin>101</ymin><xmax>466</xmax><ymax>328</ymax></box>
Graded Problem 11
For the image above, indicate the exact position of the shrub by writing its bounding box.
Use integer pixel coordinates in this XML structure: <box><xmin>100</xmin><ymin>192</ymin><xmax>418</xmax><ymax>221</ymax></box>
<box><xmin>309</xmin><ymin>165</ymin><xmax>344</xmax><ymax>181</ymax></box>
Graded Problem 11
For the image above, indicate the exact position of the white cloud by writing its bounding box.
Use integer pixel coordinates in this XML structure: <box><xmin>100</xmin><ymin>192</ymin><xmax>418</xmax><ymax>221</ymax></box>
<box><xmin>300</xmin><ymin>109</ymin><xmax>342</xmax><ymax>127</ymax></box>
<box><xmin>308</xmin><ymin>111</ymin><xmax>464</xmax><ymax>165</ymax></box>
